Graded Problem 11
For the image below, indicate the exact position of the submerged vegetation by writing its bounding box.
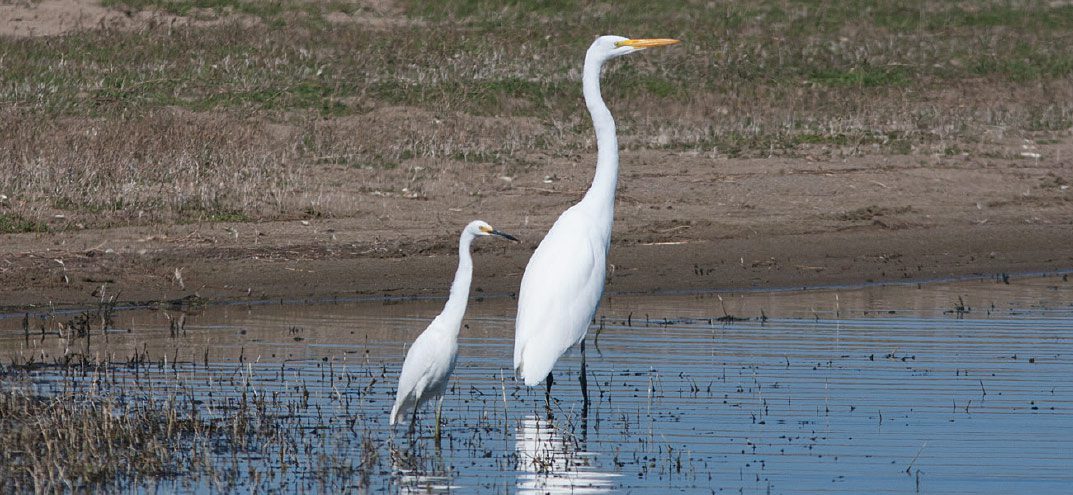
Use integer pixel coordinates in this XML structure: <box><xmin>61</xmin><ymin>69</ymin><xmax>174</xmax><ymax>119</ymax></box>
<box><xmin>0</xmin><ymin>0</ymin><xmax>1070</xmax><ymax>229</ymax></box>
<box><xmin>0</xmin><ymin>358</ymin><xmax>381</xmax><ymax>493</ymax></box>
<box><xmin>2</xmin><ymin>276</ymin><xmax>1073</xmax><ymax>492</ymax></box>
<box><xmin>0</xmin><ymin>385</ymin><xmax>210</xmax><ymax>492</ymax></box>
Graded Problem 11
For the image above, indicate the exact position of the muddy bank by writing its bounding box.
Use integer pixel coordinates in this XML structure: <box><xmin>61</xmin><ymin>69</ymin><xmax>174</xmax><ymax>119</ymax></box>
<box><xmin>3</xmin><ymin>149</ymin><xmax>1072</xmax><ymax>312</ymax></box>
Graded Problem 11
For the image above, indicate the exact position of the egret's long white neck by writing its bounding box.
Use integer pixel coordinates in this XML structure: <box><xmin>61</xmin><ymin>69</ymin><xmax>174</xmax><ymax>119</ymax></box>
<box><xmin>580</xmin><ymin>47</ymin><xmax>619</xmax><ymax>224</ymax></box>
<box><xmin>439</xmin><ymin>230</ymin><xmax>475</xmax><ymax>336</ymax></box>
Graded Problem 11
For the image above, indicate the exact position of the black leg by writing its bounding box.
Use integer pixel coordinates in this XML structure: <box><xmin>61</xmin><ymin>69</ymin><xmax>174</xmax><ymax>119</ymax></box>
<box><xmin>545</xmin><ymin>372</ymin><xmax>555</xmax><ymax>417</ymax></box>
<box><xmin>408</xmin><ymin>406</ymin><xmax>418</xmax><ymax>439</ymax></box>
<box><xmin>580</xmin><ymin>339</ymin><xmax>589</xmax><ymax>419</ymax></box>
<box><xmin>434</xmin><ymin>397</ymin><xmax>443</xmax><ymax>447</ymax></box>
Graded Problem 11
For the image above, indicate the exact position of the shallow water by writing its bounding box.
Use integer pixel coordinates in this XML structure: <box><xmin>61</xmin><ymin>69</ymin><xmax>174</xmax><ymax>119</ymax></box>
<box><xmin>2</xmin><ymin>275</ymin><xmax>1073</xmax><ymax>493</ymax></box>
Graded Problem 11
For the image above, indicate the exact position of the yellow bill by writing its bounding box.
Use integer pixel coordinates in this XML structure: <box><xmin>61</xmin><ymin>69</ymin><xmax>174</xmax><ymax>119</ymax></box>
<box><xmin>615</xmin><ymin>38</ymin><xmax>681</xmax><ymax>49</ymax></box>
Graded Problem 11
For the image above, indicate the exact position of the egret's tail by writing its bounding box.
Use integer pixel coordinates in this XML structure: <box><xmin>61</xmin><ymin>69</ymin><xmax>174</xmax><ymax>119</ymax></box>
<box><xmin>389</xmin><ymin>395</ymin><xmax>411</xmax><ymax>426</ymax></box>
<box><xmin>514</xmin><ymin>362</ymin><xmax>530</xmax><ymax>385</ymax></box>
<box><xmin>515</xmin><ymin>349</ymin><xmax>555</xmax><ymax>387</ymax></box>
<box><xmin>389</xmin><ymin>403</ymin><xmax>400</xmax><ymax>426</ymax></box>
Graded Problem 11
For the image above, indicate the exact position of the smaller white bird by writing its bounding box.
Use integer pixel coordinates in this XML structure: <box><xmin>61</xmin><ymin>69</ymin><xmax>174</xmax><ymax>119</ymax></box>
<box><xmin>390</xmin><ymin>220</ymin><xmax>517</xmax><ymax>439</ymax></box>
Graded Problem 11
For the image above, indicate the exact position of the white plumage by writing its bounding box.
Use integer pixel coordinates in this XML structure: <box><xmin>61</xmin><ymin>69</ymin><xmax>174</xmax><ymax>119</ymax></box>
<box><xmin>390</xmin><ymin>318</ymin><xmax>459</xmax><ymax>425</ymax></box>
<box><xmin>390</xmin><ymin>220</ymin><xmax>517</xmax><ymax>426</ymax></box>
<box><xmin>514</xmin><ymin>35</ymin><xmax>681</xmax><ymax>387</ymax></box>
<box><xmin>514</xmin><ymin>207</ymin><xmax>606</xmax><ymax>386</ymax></box>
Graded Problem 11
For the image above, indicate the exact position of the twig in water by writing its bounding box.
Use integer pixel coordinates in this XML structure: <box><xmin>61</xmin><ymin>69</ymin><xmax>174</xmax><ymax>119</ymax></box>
<box><xmin>593</xmin><ymin>316</ymin><xmax>605</xmax><ymax>354</ymax></box>
<box><xmin>715</xmin><ymin>295</ymin><xmax>748</xmax><ymax>322</ymax></box>
<box><xmin>906</xmin><ymin>441</ymin><xmax>928</xmax><ymax>474</ymax></box>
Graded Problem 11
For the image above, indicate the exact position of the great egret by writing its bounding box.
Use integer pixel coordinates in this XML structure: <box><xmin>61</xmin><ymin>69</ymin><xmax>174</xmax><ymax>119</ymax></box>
<box><xmin>390</xmin><ymin>220</ymin><xmax>517</xmax><ymax>440</ymax></box>
<box><xmin>513</xmin><ymin>36</ymin><xmax>681</xmax><ymax>405</ymax></box>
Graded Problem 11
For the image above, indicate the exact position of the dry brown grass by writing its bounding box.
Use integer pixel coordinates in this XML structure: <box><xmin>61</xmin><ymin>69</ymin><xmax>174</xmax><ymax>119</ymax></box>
<box><xmin>0</xmin><ymin>0</ymin><xmax>1070</xmax><ymax>229</ymax></box>
<box><xmin>0</xmin><ymin>108</ymin><xmax>306</xmax><ymax>226</ymax></box>
<box><xmin>0</xmin><ymin>382</ymin><xmax>208</xmax><ymax>492</ymax></box>
<box><xmin>0</xmin><ymin>355</ymin><xmax>377</xmax><ymax>492</ymax></box>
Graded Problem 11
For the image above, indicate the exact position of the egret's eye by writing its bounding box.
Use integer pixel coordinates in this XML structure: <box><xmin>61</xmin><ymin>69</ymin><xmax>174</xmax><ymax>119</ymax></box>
<box><xmin>479</xmin><ymin>225</ymin><xmax>493</xmax><ymax>234</ymax></box>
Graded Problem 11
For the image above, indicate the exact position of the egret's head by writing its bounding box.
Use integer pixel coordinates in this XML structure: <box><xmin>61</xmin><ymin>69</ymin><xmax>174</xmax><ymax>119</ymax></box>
<box><xmin>591</xmin><ymin>35</ymin><xmax>681</xmax><ymax>61</ymax></box>
<box><xmin>468</xmin><ymin>220</ymin><xmax>519</xmax><ymax>242</ymax></box>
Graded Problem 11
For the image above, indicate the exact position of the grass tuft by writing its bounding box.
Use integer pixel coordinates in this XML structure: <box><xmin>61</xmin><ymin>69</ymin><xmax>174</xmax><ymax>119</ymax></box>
<box><xmin>0</xmin><ymin>386</ymin><xmax>207</xmax><ymax>491</ymax></box>
<box><xmin>0</xmin><ymin>213</ymin><xmax>47</xmax><ymax>234</ymax></box>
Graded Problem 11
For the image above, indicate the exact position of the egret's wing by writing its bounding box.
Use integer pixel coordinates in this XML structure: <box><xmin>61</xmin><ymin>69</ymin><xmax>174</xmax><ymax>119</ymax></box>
<box><xmin>514</xmin><ymin>209</ymin><xmax>606</xmax><ymax>386</ymax></box>
<box><xmin>390</xmin><ymin>324</ymin><xmax>457</xmax><ymax>424</ymax></box>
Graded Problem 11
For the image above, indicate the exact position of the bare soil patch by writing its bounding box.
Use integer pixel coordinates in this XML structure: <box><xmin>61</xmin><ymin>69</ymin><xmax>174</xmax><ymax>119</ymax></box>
<box><xmin>2</xmin><ymin>0</ymin><xmax>1073</xmax><ymax>310</ymax></box>
<box><xmin>3</xmin><ymin>142</ymin><xmax>1071</xmax><ymax>311</ymax></box>
<box><xmin>0</xmin><ymin>0</ymin><xmax>257</xmax><ymax>37</ymax></box>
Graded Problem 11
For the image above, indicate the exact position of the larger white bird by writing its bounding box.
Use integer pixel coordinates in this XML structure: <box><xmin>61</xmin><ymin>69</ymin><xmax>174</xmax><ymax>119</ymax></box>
<box><xmin>391</xmin><ymin>220</ymin><xmax>517</xmax><ymax>438</ymax></box>
<box><xmin>514</xmin><ymin>36</ymin><xmax>681</xmax><ymax>400</ymax></box>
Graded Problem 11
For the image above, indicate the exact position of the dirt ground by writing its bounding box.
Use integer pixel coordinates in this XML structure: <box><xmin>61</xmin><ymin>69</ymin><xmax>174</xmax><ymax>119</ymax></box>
<box><xmin>3</xmin><ymin>143</ymin><xmax>1071</xmax><ymax>312</ymax></box>
<box><xmin>2</xmin><ymin>0</ymin><xmax>1072</xmax><ymax>312</ymax></box>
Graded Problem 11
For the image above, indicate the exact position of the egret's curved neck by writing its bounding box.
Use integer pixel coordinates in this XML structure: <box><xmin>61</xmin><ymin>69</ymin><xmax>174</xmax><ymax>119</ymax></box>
<box><xmin>581</xmin><ymin>49</ymin><xmax>618</xmax><ymax>220</ymax></box>
<box><xmin>439</xmin><ymin>231</ymin><xmax>475</xmax><ymax>335</ymax></box>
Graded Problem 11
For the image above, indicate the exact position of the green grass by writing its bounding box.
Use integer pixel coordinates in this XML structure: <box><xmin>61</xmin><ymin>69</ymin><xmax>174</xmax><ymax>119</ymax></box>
<box><xmin>795</xmin><ymin>133</ymin><xmax>850</xmax><ymax>146</ymax></box>
<box><xmin>971</xmin><ymin>45</ymin><xmax>1073</xmax><ymax>81</ymax></box>
<box><xmin>0</xmin><ymin>213</ymin><xmax>47</xmax><ymax>234</ymax></box>
<box><xmin>403</xmin><ymin>0</ymin><xmax>580</xmax><ymax>20</ymax></box>
<box><xmin>4</xmin><ymin>0</ymin><xmax>1072</xmax><ymax>119</ymax></box>
<box><xmin>808</xmin><ymin>67</ymin><xmax>910</xmax><ymax>87</ymax></box>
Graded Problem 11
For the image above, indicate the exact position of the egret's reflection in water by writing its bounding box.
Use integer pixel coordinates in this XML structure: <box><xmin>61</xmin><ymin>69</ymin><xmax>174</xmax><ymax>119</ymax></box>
<box><xmin>391</xmin><ymin>441</ymin><xmax>457</xmax><ymax>494</ymax></box>
<box><xmin>516</xmin><ymin>415</ymin><xmax>617</xmax><ymax>494</ymax></box>
<box><xmin>396</xmin><ymin>471</ymin><xmax>455</xmax><ymax>494</ymax></box>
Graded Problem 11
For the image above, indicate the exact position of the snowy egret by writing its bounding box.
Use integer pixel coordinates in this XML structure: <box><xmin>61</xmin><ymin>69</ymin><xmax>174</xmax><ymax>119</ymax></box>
<box><xmin>513</xmin><ymin>36</ymin><xmax>681</xmax><ymax>406</ymax></box>
<box><xmin>390</xmin><ymin>220</ymin><xmax>517</xmax><ymax>440</ymax></box>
